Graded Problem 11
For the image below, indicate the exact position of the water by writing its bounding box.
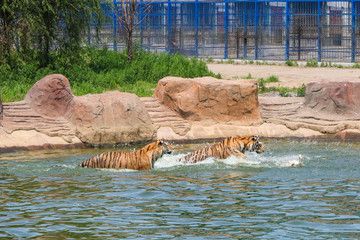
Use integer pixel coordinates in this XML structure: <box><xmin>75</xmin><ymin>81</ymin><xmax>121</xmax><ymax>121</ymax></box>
<box><xmin>1</xmin><ymin>139</ymin><xmax>360</xmax><ymax>239</ymax></box>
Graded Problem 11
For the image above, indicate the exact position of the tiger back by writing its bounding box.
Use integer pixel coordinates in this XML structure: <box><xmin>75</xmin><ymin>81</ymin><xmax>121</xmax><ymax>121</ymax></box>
<box><xmin>79</xmin><ymin>140</ymin><xmax>173</xmax><ymax>170</ymax></box>
<box><xmin>178</xmin><ymin>136</ymin><xmax>264</xmax><ymax>164</ymax></box>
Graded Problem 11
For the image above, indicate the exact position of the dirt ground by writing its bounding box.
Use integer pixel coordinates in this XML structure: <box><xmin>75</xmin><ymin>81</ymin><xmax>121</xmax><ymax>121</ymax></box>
<box><xmin>207</xmin><ymin>63</ymin><xmax>360</xmax><ymax>88</ymax></box>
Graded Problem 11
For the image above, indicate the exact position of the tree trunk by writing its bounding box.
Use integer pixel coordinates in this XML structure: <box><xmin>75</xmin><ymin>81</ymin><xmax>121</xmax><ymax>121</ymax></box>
<box><xmin>127</xmin><ymin>30</ymin><xmax>133</xmax><ymax>62</ymax></box>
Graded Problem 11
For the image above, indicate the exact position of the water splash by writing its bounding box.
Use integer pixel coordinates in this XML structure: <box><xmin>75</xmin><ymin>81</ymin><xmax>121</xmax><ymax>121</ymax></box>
<box><xmin>246</xmin><ymin>152</ymin><xmax>305</xmax><ymax>168</ymax></box>
<box><xmin>154</xmin><ymin>154</ymin><xmax>183</xmax><ymax>169</ymax></box>
<box><xmin>154</xmin><ymin>152</ymin><xmax>305</xmax><ymax>170</ymax></box>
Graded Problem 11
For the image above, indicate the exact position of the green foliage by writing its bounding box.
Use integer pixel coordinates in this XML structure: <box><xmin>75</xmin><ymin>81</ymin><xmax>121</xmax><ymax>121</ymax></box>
<box><xmin>0</xmin><ymin>48</ymin><xmax>219</xmax><ymax>102</ymax></box>
<box><xmin>353</xmin><ymin>62</ymin><xmax>360</xmax><ymax>68</ymax></box>
<box><xmin>226</xmin><ymin>58</ymin><xmax>235</xmax><ymax>64</ymax></box>
<box><xmin>242</xmin><ymin>73</ymin><xmax>254</xmax><ymax>79</ymax></box>
<box><xmin>285</xmin><ymin>60</ymin><xmax>298</xmax><ymax>67</ymax></box>
<box><xmin>320</xmin><ymin>61</ymin><xmax>332</xmax><ymax>67</ymax></box>
<box><xmin>279</xmin><ymin>88</ymin><xmax>291</xmax><ymax>97</ymax></box>
<box><xmin>267</xmin><ymin>75</ymin><xmax>279</xmax><ymax>83</ymax></box>
<box><xmin>206</xmin><ymin>57</ymin><xmax>214</xmax><ymax>63</ymax></box>
<box><xmin>297</xmin><ymin>84</ymin><xmax>306</xmax><ymax>97</ymax></box>
<box><xmin>257</xmin><ymin>75</ymin><xmax>279</xmax><ymax>87</ymax></box>
<box><xmin>257</xmin><ymin>78</ymin><xmax>266</xmax><ymax>92</ymax></box>
<box><xmin>0</xmin><ymin>0</ymin><xmax>105</xmax><ymax>67</ymax></box>
<box><xmin>257</xmin><ymin>75</ymin><xmax>305</xmax><ymax>97</ymax></box>
<box><xmin>256</xmin><ymin>60</ymin><xmax>272</xmax><ymax>65</ymax></box>
<box><xmin>306</xmin><ymin>59</ymin><xmax>318</xmax><ymax>67</ymax></box>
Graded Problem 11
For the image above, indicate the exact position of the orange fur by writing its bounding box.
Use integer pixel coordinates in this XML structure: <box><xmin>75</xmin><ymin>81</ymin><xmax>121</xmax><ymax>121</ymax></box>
<box><xmin>79</xmin><ymin>140</ymin><xmax>173</xmax><ymax>170</ymax></box>
<box><xmin>178</xmin><ymin>136</ymin><xmax>264</xmax><ymax>164</ymax></box>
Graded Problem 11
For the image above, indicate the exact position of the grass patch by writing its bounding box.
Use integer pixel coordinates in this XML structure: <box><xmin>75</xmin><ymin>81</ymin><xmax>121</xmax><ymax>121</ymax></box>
<box><xmin>0</xmin><ymin>48</ymin><xmax>220</xmax><ymax>102</ymax></box>
<box><xmin>267</xmin><ymin>75</ymin><xmax>279</xmax><ymax>83</ymax></box>
<box><xmin>258</xmin><ymin>75</ymin><xmax>280</xmax><ymax>92</ymax></box>
<box><xmin>258</xmin><ymin>76</ymin><xmax>305</xmax><ymax>97</ymax></box>
<box><xmin>306</xmin><ymin>59</ymin><xmax>318</xmax><ymax>67</ymax></box>
<box><xmin>242</xmin><ymin>73</ymin><xmax>254</xmax><ymax>79</ymax></box>
<box><xmin>285</xmin><ymin>60</ymin><xmax>298</xmax><ymax>66</ymax></box>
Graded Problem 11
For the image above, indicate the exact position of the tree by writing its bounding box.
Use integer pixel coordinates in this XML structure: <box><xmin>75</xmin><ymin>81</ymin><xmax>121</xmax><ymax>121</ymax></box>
<box><xmin>0</xmin><ymin>0</ymin><xmax>18</xmax><ymax>65</ymax></box>
<box><xmin>34</xmin><ymin>0</ymin><xmax>105</xmax><ymax>67</ymax></box>
<box><xmin>114</xmin><ymin>0</ymin><xmax>151</xmax><ymax>62</ymax></box>
<box><xmin>0</xmin><ymin>0</ymin><xmax>105</xmax><ymax>67</ymax></box>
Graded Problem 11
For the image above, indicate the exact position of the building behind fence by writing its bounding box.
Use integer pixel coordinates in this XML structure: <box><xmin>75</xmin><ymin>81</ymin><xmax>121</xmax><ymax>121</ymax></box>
<box><xmin>93</xmin><ymin>0</ymin><xmax>360</xmax><ymax>62</ymax></box>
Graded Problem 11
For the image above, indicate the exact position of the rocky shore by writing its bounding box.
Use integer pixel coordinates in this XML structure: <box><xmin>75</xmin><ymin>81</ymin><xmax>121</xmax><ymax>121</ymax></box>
<box><xmin>1</xmin><ymin>73</ymin><xmax>359</xmax><ymax>153</ymax></box>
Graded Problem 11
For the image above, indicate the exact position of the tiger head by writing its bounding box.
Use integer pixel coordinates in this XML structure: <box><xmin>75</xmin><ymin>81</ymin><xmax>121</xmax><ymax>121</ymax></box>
<box><xmin>246</xmin><ymin>136</ymin><xmax>265</xmax><ymax>154</ymax></box>
<box><xmin>146</xmin><ymin>140</ymin><xmax>173</xmax><ymax>166</ymax></box>
<box><xmin>159</xmin><ymin>140</ymin><xmax>173</xmax><ymax>155</ymax></box>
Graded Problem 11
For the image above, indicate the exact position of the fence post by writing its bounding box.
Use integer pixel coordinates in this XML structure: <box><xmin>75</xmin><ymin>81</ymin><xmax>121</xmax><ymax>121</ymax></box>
<box><xmin>167</xmin><ymin>0</ymin><xmax>171</xmax><ymax>53</ymax></box>
<box><xmin>351</xmin><ymin>0</ymin><xmax>356</xmax><ymax>62</ymax></box>
<box><xmin>113</xmin><ymin>0</ymin><xmax>117</xmax><ymax>51</ymax></box>
<box><xmin>195</xmin><ymin>0</ymin><xmax>199</xmax><ymax>57</ymax></box>
<box><xmin>317</xmin><ymin>0</ymin><xmax>322</xmax><ymax>62</ymax></box>
<box><xmin>224</xmin><ymin>0</ymin><xmax>229</xmax><ymax>59</ymax></box>
<box><xmin>285</xmin><ymin>0</ymin><xmax>290</xmax><ymax>61</ymax></box>
<box><xmin>244</xmin><ymin>2</ymin><xmax>247</xmax><ymax>59</ymax></box>
<box><xmin>255</xmin><ymin>1</ymin><xmax>259</xmax><ymax>60</ymax></box>
<box><xmin>140</xmin><ymin>0</ymin><xmax>143</xmax><ymax>49</ymax></box>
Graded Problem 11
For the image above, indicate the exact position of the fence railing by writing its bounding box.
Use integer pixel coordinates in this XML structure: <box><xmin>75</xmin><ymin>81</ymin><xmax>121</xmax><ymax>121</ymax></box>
<box><xmin>92</xmin><ymin>0</ymin><xmax>360</xmax><ymax>62</ymax></box>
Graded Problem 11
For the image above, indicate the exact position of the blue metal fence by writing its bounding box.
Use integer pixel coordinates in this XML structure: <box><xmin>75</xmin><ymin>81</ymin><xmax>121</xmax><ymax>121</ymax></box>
<box><xmin>92</xmin><ymin>0</ymin><xmax>360</xmax><ymax>62</ymax></box>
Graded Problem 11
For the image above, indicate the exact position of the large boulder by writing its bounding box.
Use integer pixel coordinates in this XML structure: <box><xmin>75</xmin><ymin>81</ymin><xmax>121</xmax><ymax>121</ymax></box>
<box><xmin>304</xmin><ymin>81</ymin><xmax>360</xmax><ymax>117</ymax></box>
<box><xmin>24</xmin><ymin>74</ymin><xmax>155</xmax><ymax>145</ymax></box>
<box><xmin>154</xmin><ymin>76</ymin><xmax>261</xmax><ymax>123</ymax></box>
<box><xmin>66</xmin><ymin>91</ymin><xmax>155</xmax><ymax>145</ymax></box>
<box><xmin>24</xmin><ymin>74</ymin><xmax>74</xmax><ymax>118</ymax></box>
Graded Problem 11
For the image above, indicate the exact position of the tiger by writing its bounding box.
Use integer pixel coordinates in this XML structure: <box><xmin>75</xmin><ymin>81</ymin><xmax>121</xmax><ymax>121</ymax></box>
<box><xmin>78</xmin><ymin>140</ymin><xmax>173</xmax><ymax>170</ymax></box>
<box><xmin>178</xmin><ymin>136</ymin><xmax>264</xmax><ymax>164</ymax></box>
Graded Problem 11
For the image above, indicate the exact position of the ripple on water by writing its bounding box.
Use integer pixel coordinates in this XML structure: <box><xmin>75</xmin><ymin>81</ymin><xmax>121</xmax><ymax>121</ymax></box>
<box><xmin>1</xmin><ymin>140</ymin><xmax>360</xmax><ymax>239</ymax></box>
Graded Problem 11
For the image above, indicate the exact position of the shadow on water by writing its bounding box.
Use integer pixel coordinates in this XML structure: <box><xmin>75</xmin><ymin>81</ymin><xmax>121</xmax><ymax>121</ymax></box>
<box><xmin>0</xmin><ymin>139</ymin><xmax>360</xmax><ymax>239</ymax></box>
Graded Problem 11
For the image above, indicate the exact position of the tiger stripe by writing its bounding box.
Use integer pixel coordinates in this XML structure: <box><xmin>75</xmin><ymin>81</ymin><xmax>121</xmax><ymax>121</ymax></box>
<box><xmin>178</xmin><ymin>136</ymin><xmax>264</xmax><ymax>164</ymax></box>
<box><xmin>79</xmin><ymin>140</ymin><xmax>173</xmax><ymax>171</ymax></box>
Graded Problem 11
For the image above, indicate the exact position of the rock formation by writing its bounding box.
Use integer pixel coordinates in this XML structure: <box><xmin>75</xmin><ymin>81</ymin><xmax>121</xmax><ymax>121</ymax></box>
<box><xmin>67</xmin><ymin>91</ymin><xmax>155</xmax><ymax>145</ymax></box>
<box><xmin>154</xmin><ymin>76</ymin><xmax>261</xmax><ymax>123</ymax></box>
<box><xmin>1</xmin><ymin>74</ymin><xmax>360</xmax><ymax>153</ymax></box>
<box><xmin>258</xmin><ymin>80</ymin><xmax>360</xmax><ymax>139</ymax></box>
<box><xmin>0</xmin><ymin>74</ymin><xmax>155</xmax><ymax>152</ymax></box>
<box><xmin>304</xmin><ymin>81</ymin><xmax>360</xmax><ymax>117</ymax></box>
<box><xmin>24</xmin><ymin>74</ymin><xmax>74</xmax><ymax>118</ymax></box>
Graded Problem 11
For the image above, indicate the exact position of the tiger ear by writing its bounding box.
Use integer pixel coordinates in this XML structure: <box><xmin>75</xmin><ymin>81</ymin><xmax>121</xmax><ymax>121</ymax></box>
<box><xmin>252</xmin><ymin>136</ymin><xmax>259</xmax><ymax>141</ymax></box>
<box><xmin>159</xmin><ymin>140</ymin><xmax>164</xmax><ymax>145</ymax></box>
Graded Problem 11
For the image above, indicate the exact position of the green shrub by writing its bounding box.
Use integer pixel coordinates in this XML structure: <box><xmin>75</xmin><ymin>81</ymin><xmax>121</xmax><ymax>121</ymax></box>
<box><xmin>266</xmin><ymin>75</ymin><xmax>279</xmax><ymax>83</ymax></box>
<box><xmin>226</xmin><ymin>58</ymin><xmax>235</xmax><ymax>64</ymax></box>
<box><xmin>306</xmin><ymin>59</ymin><xmax>318</xmax><ymax>67</ymax></box>
<box><xmin>353</xmin><ymin>62</ymin><xmax>360</xmax><ymax>68</ymax></box>
<box><xmin>206</xmin><ymin>57</ymin><xmax>214</xmax><ymax>63</ymax></box>
<box><xmin>297</xmin><ymin>84</ymin><xmax>306</xmax><ymax>97</ymax></box>
<box><xmin>257</xmin><ymin>78</ymin><xmax>266</xmax><ymax>92</ymax></box>
<box><xmin>257</xmin><ymin>76</ymin><xmax>306</xmax><ymax>97</ymax></box>
<box><xmin>279</xmin><ymin>88</ymin><xmax>290</xmax><ymax>97</ymax></box>
<box><xmin>242</xmin><ymin>73</ymin><xmax>254</xmax><ymax>79</ymax></box>
<box><xmin>0</xmin><ymin>48</ymin><xmax>220</xmax><ymax>102</ymax></box>
<box><xmin>285</xmin><ymin>60</ymin><xmax>298</xmax><ymax>67</ymax></box>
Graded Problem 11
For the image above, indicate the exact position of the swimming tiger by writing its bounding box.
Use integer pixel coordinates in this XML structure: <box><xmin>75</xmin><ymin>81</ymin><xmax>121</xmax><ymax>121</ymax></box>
<box><xmin>78</xmin><ymin>140</ymin><xmax>173</xmax><ymax>170</ymax></box>
<box><xmin>178</xmin><ymin>136</ymin><xmax>264</xmax><ymax>164</ymax></box>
